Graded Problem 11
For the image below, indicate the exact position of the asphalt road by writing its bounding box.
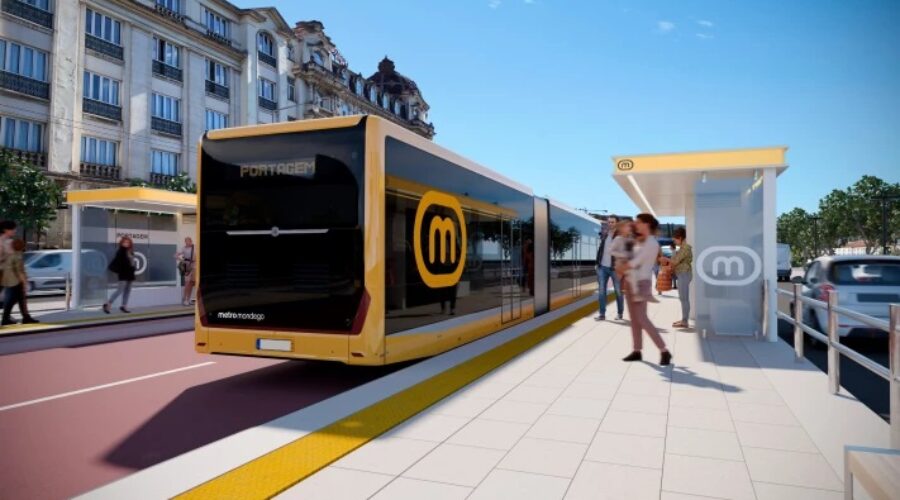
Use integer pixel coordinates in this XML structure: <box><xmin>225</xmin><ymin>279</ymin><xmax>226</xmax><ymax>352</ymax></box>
<box><xmin>775</xmin><ymin>281</ymin><xmax>890</xmax><ymax>420</ymax></box>
<box><xmin>0</xmin><ymin>328</ymin><xmax>405</xmax><ymax>499</ymax></box>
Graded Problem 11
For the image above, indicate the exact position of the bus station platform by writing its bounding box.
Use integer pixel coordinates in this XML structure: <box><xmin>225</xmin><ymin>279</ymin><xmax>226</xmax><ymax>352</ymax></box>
<box><xmin>81</xmin><ymin>295</ymin><xmax>891</xmax><ymax>500</ymax></box>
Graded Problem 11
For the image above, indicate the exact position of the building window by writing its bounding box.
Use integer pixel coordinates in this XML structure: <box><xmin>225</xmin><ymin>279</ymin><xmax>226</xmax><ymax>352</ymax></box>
<box><xmin>151</xmin><ymin>150</ymin><xmax>179</xmax><ymax>175</ymax></box>
<box><xmin>257</xmin><ymin>32</ymin><xmax>274</xmax><ymax>57</ymax></box>
<box><xmin>206</xmin><ymin>59</ymin><xmax>228</xmax><ymax>86</ymax></box>
<box><xmin>85</xmin><ymin>9</ymin><xmax>121</xmax><ymax>45</ymax></box>
<box><xmin>151</xmin><ymin>93</ymin><xmax>180</xmax><ymax>122</ymax></box>
<box><xmin>203</xmin><ymin>9</ymin><xmax>229</xmax><ymax>38</ymax></box>
<box><xmin>83</xmin><ymin>71</ymin><xmax>120</xmax><ymax>105</ymax></box>
<box><xmin>0</xmin><ymin>39</ymin><xmax>48</xmax><ymax>82</ymax></box>
<box><xmin>287</xmin><ymin>77</ymin><xmax>295</xmax><ymax>102</ymax></box>
<box><xmin>311</xmin><ymin>51</ymin><xmax>324</xmax><ymax>66</ymax></box>
<box><xmin>152</xmin><ymin>37</ymin><xmax>180</xmax><ymax>68</ymax></box>
<box><xmin>382</xmin><ymin>94</ymin><xmax>390</xmax><ymax>109</ymax></box>
<box><xmin>205</xmin><ymin>109</ymin><xmax>228</xmax><ymax>131</ymax></box>
<box><xmin>155</xmin><ymin>0</ymin><xmax>180</xmax><ymax>13</ymax></box>
<box><xmin>258</xmin><ymin>77</ymin><xmax>276</xmax><ymax>100</ymax></box>
<box><xmin>354</xmin><ymin>79</ymin><xmax>363</xmax><ymax>95</ymax></box>
<box><xmin>21</xmin><ymin>0</ymin><xmax>51</xmax><ymax>10</ymax></box>
<box><xmin>0</xmin><ymin>116</ymin><xmax>43</xmax><ymax>152</ymax></box>
<box><xmin>80</xmin><ymin>136</ymin><xmax>117</xmax><ymax>166</ymax></box>
<box><xmin>287</xmin><ymin>44</ymin><xmax>295</xmax><ymax>61</ymax></box>
<box><xmin>369</xmin><ymin>87</ymin><xmax>377</xmax><ymax>103</ymax></box>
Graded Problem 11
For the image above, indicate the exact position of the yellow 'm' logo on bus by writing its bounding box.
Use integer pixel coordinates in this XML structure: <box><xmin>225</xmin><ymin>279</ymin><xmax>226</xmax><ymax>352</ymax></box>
<box><xmin>413</xmin><ymin>191</ymin><xmax>467</xmax><ymax>288</ymax></box>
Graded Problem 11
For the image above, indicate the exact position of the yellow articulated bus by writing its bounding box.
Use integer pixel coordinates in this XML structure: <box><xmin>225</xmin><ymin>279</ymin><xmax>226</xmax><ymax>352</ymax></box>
<box><xmin>195</xmin><ymin>115</ymin><xmax>600</xmax><ymax>365</ymax></box>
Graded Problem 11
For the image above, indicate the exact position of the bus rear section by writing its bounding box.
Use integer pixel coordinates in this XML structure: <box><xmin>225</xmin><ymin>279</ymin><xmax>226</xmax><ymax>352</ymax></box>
<box><xmin>195</xmin><ymin>121</ymin><xmax>369</xmax><ymax>362</ymax></box>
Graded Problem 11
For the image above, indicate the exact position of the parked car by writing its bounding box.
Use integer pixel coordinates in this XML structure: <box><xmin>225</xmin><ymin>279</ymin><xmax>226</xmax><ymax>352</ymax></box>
<box><xmin>777</xmin><ymin>243</ymin><xmax>792</xmax><ymax>281</ymax></box>
<box><xmin>22</xmin><ymin>249</ymin><xmax>106</xmax><ymax>293</ymax></box>
<box><xmin>791</xmin><ymin>255</ymin><xmax>900</xmax><ymax>338</ymax></box>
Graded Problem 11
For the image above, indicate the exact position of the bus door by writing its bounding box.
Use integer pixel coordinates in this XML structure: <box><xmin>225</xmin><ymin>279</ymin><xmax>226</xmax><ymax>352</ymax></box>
<box><xmin>500</xmin><ymin>217</ymin><xmax>523</xmax><ymax>324</ymax></box>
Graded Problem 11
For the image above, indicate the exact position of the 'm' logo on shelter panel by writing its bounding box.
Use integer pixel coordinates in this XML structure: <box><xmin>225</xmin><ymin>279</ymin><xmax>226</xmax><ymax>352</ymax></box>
<box><xmin>696</xmin><ymin>246</ymin><xmax>762</xmax><ymax>286</ymax></box>
<box><xmin>413</xmin><ymin>191</ymin><xmax>467</xmax><ymax>288</ymax></box>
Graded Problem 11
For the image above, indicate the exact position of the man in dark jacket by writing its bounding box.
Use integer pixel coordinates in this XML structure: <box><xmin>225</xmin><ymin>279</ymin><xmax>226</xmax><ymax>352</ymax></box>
<box><xmin>595</xmin><ymin>215</ymin><xmax>623</xmax><ymax>321</ymax></box>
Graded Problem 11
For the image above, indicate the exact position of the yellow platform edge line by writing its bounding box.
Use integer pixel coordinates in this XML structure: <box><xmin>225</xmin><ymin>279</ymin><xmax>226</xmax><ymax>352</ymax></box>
<box><xmin>175</xmin><ymin>299</ymin><xmax>600</xmax><ymax>500</ymax></box>
<box><xmin>0</xmin><ymin>307</ymin><xmax>192</xmax><ymax>336</ymax></box>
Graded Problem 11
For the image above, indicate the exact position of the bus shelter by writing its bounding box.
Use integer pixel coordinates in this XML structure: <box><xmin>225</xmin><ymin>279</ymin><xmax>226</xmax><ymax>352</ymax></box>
<box><xmin>66</xmin><ymin>187</ymin><xmax>197</xmax><ymax>310</ymax></box>
<box><xmin>612</xmin><ymin>147</ymin><xmax>788</xmax><ymax>341</ymax></box>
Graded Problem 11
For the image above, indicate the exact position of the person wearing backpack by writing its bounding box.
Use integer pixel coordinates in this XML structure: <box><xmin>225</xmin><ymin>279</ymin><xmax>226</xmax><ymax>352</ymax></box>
<box><xmin>103</xmin><ymin>236</ymin><xmax>136</xmax><ymax>314</ymax></box>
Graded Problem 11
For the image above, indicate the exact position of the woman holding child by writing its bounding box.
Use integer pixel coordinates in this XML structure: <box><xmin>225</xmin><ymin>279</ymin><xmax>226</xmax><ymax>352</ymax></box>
<box><xmin>616</xmin><ymin>213</ymin><xmax>672</xmax><ymax>366</ymax></box>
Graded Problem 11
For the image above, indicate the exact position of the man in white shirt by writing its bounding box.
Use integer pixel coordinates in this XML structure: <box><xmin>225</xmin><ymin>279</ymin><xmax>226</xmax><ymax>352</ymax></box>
<box><xmin>595</xmin><ymin>215</ymin><xmax>623</xmax><ymax>321</ymax></box>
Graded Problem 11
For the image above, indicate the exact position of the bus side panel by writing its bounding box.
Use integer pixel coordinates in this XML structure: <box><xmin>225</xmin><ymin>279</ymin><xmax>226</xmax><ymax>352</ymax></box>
<box><xmin>345</xmin><ymin>117</ymin><xmax>387</xmax><ymax>365</ymax></box>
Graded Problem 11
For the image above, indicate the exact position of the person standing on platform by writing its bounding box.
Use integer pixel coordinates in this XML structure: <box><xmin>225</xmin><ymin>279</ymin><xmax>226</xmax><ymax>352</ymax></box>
<box><xmin>103</xmin><ymin>236</ymin><xmax>136</xmax><ymax>314</ymax></box>
<box><xmin>662</xmin><ymin>227</ymin><xmax>693</xmax><ymax>328</ymax></box>
<box><xmin>595</xmin><ymin>215</ymin><xmax>624</xmax><ymax>321</ymax></box>
<box><xmin>619</xmin><ymin>213</ymin><xmax>672</xmax><ymax>366</ymax></box>
<box><xmin>176</xmin><ymin>237</ymin><xmax>196</xmax><ymax>306</ymax></box>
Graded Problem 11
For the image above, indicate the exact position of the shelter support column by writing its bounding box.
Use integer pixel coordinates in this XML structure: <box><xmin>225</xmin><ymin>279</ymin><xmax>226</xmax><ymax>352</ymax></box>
<box><xmin>71</xmin><ymin>205</ymin><xmax>82</xmax><ymax>309</ymax></box>
<box><xmin>762</xmin><ymin>168</ymin><xmax>777</xmax><ymax>342</ymax></box>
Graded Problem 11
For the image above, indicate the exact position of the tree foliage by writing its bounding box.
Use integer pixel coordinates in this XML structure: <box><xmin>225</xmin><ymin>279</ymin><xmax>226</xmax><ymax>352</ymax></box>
<box><xmin>0</xmin><ymin>151</ymin><xmax>63</xmax><ymax>242</ymax></box>
<box><xmin>128</xmin><ymin>172</ymin><xmax>197</xmax><ymax>193</ymax></box>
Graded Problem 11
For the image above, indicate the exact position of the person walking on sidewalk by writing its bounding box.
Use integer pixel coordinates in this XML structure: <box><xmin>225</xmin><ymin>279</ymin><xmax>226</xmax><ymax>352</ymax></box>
<box><xmin>1</xmin><ymin>239</ymin><xmax>39</xmax><ymax>326</ymax></box>
<box><xmin>176</xmin><ymin>237</ymin><xmax>196</xmax><ymax>306</ymax></box>
<box><xmin>0</xmin><ymin>220</ymin><xmax>17</xmax><ymax>302</ymax></box>
<box><xmin>103</xmin><ymin>236</ymin><xmax>136</xmax><ymax>314</ymax></box>
<box><xmin>618</xmin><ymin>213</ymin><xmax>672</xmax><ymax>366</ymax></box>
<box><xmin>595</xmin><ymin>215</ymin><xmax>624</xmax><ymax>321</ymax></box>
<box><xmin>662</xmin><ymin>227</ymin><xmax>693</xmax><ymax>328</ymax></box>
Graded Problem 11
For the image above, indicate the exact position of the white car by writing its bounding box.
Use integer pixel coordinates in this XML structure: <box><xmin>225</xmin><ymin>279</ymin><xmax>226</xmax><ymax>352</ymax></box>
<box><xmin>792</xmin><ymin>255</ymin><xmax>900</xmax><ymax>338</ymax></box>
<box><xmin>23</xmin><ymin>249</ymin><xmax>107</xmax><ymax>293</ymax></box>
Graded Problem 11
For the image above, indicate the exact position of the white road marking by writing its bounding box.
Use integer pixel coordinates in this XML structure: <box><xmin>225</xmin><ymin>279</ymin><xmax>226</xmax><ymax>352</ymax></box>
<box><xmin>0</xmin><ymin>361</ymin><xmax>216</xmax><ymax>413</ymax></box>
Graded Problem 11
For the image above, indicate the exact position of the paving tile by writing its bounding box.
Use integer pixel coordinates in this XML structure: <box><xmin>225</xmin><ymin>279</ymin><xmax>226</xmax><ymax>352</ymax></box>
<box><xmin>565</xmin><ymin>461</ymin><xmax>661</xmax><ymax>500</ymax></box>
<box><xmin>383</xmin><ymin>412</ymin><xmax>471</xmax><ymax>442</ymax></box>
<box><xmin>618</xmin><ymin>378</ymin><xmax>672</xmax><ymax>397</ymax></box>
<box><xmin>462</xmin><ymin>380</ymin><xmax>517</xmax><ymax>399</ymax></box>
<box><xmin>752</xmin><ymin>481</ymin><xmax>843</xmax><ymax>500</ymax></box>
<box><xmin>403</xmin><ymin>443</ymin><xmax>505</xmax><ymax>487</ymax></box>
<box><xmin>610</xmin><ymin>392</ymin><xmax>669</xmax><ymax>415</ymax></box>
<box><xmin>527</xmin><ymin>414</ymin><xmax>601</xmax><ymax>444</ymax></box>
<box><xmin>332</xmin><ymin>437</ymin><xmax>437</xmax><ymax>475</ymax></box>
<box><xmin>733</xmin><ymin>420</ymin><xmax>818</xmax><ymax>453</ymax></box>
<box><xmin>275</xmin><ymin>467</ymin><xmax>393</xmax><ymax>500</ymax></box>
<box><xmin>599</xmin><ymin>410</ymin><xmax>667</xmax><ymax>437</ymax></box>
<box><xmin>429</xmin><ymin>395</ymin><xmax>496</xmax><ymax>418</ymax></box>
<box><xmin>546</xmin><ymin>396</ymin><xmax>611</xmax><ymax>419</ymax></box>
<box><xmin>504</xmin><ymin>384</ymin><xmax>564</xmax><ymax>404</ymax></box>
<box><xmin>370</xmin><ymin>478</ymin><xmax>471</xmax><ymax>500</ymax></box>
<box><xmin>498</xmin><ymin>437</ymin><xmax>587</xmax><ymax>478</ymax></box>
<box><xmin>667</xmin><ymin>405</ymin><xmax>735</xmax><ymax>432</ymax></box>
<box><xmin>727</xmin><ymin>401</ymin><xmax>799</xmax><ymax>426</ymax></box>
<box><xmin>480</xmin><ymin>399</ymin><xmax>548</xmax><ymax>424</ymax></box>
<box><xmin>523</xmin><ymin>373</ymin><xmax>578</xmax><ymax>389</ymax></box>
<box><xmin>660</xmin><ymin>492</ymin><xmax>728</xmax><ymax>500</ymax></box>
<box><xmin>669</xmin><ymin>388</ymin><xmax>729</xmax><ymax>410</ymax></box>
<box><xmin>662</xmin><ymin>453</ymin><xmax>755</xmax><ymax>500</ymax></box>
<box><xmin>585</xmin><ymin>431</ymin><xmax>664</xmax><ymax>469</ymax></box>
<box><xmin>469</xmin><ymin>469</ymin><xmax>570</xmax><ymax>500</ymax></box>
<box><xmin>742</xmin><ymin>446</ymin><xmax>843</xmax><ymax>491</ymax></box>
<box><xmin>447</xmin><ymin>418</ymin><xmax>530</xmax><ymax>450</ymax></box>
<box><xmin>665</xmin><ymin>427</ymin><xmax>743</xmax><ymax>461</ymax></box>
<box><xmin>724</xmin><ymin>389</ymin><xmax>785</xmax><ymax>406</ymax></box>
<box><xmin>562</xmin><ymin>381</ymin><xmax>621</xmax><ymax>400</ymax></box>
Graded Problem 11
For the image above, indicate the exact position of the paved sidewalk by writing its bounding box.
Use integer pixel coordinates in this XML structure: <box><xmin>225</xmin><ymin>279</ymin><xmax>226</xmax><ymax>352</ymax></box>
<box><xmin>279</xmin><ymin>295</ymin><xmax>889</xmax><ymax>500</ymax></box>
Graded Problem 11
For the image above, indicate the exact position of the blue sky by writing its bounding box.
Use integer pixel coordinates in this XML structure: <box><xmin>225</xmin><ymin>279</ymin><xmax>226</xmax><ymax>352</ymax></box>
<box><xmin>246</xmin><ymin>0</ymin><xmax>900</xmax><ymax>219</ymax></box>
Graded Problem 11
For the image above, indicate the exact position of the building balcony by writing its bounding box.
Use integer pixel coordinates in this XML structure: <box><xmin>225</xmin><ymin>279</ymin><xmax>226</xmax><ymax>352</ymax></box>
<box><xmin>0</xmin><ymin>71</ymin><xmax>49</xmax><ymax>100</ymax></box>
<box><xmin>152</xmin><ymin>60</ymin><xmax>182</xmax><ymax>82</ymax></box>
<box><xmin>149</xmin><ymin>172</ymin><xmax>175</xmax><ymax>187</ymax></box>
<box><xmin>80</xmin><ymin>162</ymin><xmax>120</xmax><ymax>180</ymax></box>
<box><xmin>153</xmin><ymin>3</ymin><xmax>184</xmax><ymax>22</ymax></box>
<box><xmin>85</xmin><ymin>34</ymin><xmax>124</xmax><ymax>61</ymax></box>
<box><xmin>151</xmin><ymin>116</ymin><xmax>182</xmax><ymax>136</ymax></box>
<box><xmin>2</xmin><ymin>0</ymin><xmax>53</xmax><ymax>29</ymax></box>
<box><xmin>1</xmin><ymin>147</ymin><xmax>46</xmax><ymax>169</ymax></box>
<box><xmin>258</xmin><ymin>96</ymin><xmax>277</xmax><ymax>111</ymax></box>
<box><xmin>258</xmin><ymin>51</ymin><xmax>277</xmax><ymax>68</ymax></box>
<box><xmin>204</xmin><ymin>29</ymin><xmax>231</xmax><ymax>47</ymax></box>
<box><xmin>205</xmin><ymin>80</ymin><xmax>229</xmax><ymax>100</ymax></box>
<box><xmin>83</xmin><ymin>98</ymin><xmax>122</xmax><ymax>122</ymax></box>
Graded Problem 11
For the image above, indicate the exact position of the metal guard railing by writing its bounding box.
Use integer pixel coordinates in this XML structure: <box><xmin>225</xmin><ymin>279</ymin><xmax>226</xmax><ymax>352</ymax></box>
<box><xmin>775</xmin><ymin>283</ymin><xmax>899</xmax><ymax>448</ymax></box>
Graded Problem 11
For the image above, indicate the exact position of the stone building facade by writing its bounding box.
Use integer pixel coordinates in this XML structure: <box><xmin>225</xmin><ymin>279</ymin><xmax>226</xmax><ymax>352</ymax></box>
<box><xmin>0</xmin><ymin>0</ymin><xmax>434</xmax><ymax>247</ymax></box>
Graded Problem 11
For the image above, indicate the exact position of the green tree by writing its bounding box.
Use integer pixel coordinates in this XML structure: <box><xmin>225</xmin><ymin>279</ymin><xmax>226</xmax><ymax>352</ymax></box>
<box><xmin>818</xmin><ymin>175</ymin><xmax>900</xmax><ymax>254</ymax></box>
<box><xmin>128</xmin><ymin>172</ymin><xmax>197</xmax><ymax>193</ymax></box>
<box><xmin>777</xmin><ymin>207</ymin><xmax>816</xmax><ymax>265</ymax></box>
<box><xmin>0</xmin><ymin>151</ymin><xmax>63</xmax><ymax>245</ymax></box>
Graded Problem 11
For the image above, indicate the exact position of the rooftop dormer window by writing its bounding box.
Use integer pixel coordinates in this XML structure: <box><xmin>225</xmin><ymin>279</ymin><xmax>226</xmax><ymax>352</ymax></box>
<box><xmin>382</xmin><ymin>94</ymin><xmax>390</xmax><ymax>109</ymax></box>
<box><xmin>257</xmin><ymin>32</ymin><xmax>274</xmax><ymax>57</ymax></box>
<box><xmin>354</xmin><ymin>79</ymin><xmax>363</xmax><ymax>95</ymax></box>
<box><xmin>311</xmin><ymin>50</ymin><xmax>324</xmax><ymax>66</ymax></box>
<box><xmin>369</xmin><ymin>87</ymin><xmax>377</xmax><ymax>103</ymax></box>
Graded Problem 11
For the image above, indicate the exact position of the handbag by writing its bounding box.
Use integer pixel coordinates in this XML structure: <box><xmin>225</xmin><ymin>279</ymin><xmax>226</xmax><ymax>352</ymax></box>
<box><xmin>656</xmin><ymin>265</ymin><xmax>673</xmax><ymax>292</ymax></box>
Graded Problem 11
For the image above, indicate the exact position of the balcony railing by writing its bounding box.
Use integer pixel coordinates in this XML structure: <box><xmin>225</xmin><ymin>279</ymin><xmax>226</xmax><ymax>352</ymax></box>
<box><xmin>85</xmin><ymin>34</ymin><xmax>124</xmax><ymax>61</ymax></box>
<box><xmin>151</xmin><ymin>116</ymin><xmax>182</xmax><ymax>136</ymax></box>
<box><xmin>149</xmin><ymin>172</ymin><xmax>175</xmax><ymax>186</ymax></box>
<box><xmin>258</xmin><ymin>96</ymin><xmax>277</xmax><ymax>111</ymax></box>
<box><xmin>258</xmin><ymin>50</ymin><xmax>277</xmax><ymax>68</ymax></box>
<box><xmin>204</xmin><ymin>29</ymin><xmax>231</xmax><ymax>47</ymax></box>
<box><xmin>83</xmin><ymin>98</ymin><xmax>122</xmax><ymax>122</ymax></box>
<box><xmin>205</xmin><ymin>80</ymin><xmax>229</xmax><ymax>100</ymax></box>
<box><xmin>152</xmin><ymin>60</ymin><xmax>183</xmax><ymax>82</ymax></box>
<box><xmin>1</xmin><ymin>148</ymin><xmax>46</xmax><ymax>168</ymax></box>
<box><xmin>0</xmin><ymin>71</ymin><xmax>49</xmax><ymax>99</ymax></box>
<box><xmin>2</xmin><ymin>0</ymin><xmax>53</xmax><ymax>29</ymax></box>
<box><xmin>80</xmin><ymin>162</ymin><xmax>120</xmax><ymax>180</ymax></box>
<box><xmin>153</xmin><ymin>4</ymin><xmax>184</xmax><ymax>22</ymax></box>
